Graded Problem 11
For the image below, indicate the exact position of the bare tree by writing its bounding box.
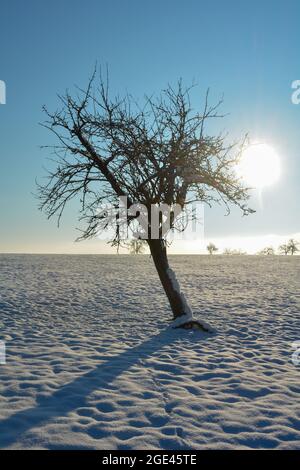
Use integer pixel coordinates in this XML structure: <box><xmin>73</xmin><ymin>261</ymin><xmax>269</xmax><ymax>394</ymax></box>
<box><xmin>37</xmin><ymin>71</ymin><xmax>253</xmax><ymax>330</ymax></box>
<box><xmin>259</xmin><ymin>247</ymin><xmax>275</xmax><ymax>256</ymax></box>
<box><xmin>279</xmin><ymin>243</ymin><xmax>289</xmax><ymax>255</ymax></box>
<box><xmin>287</xmin><ymin>239</ymin><xmax>299</xmax><ymax>255</ymax></box>
<box><xmin>127</xmin><ymin>239</ymin><xmax>147</xmax><ymax>255</ymax></box>
<box><xmin>207</xmin><ymin>243</ymin><xmax>218</xmax><ymax>255</ymax></box>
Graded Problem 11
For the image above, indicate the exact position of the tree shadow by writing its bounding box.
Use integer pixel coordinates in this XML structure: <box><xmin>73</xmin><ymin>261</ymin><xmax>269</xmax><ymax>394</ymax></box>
<box><xmin>0</xmin><ymin>328</ymin><xmax>207</xmax><ymax>448</ymax></box>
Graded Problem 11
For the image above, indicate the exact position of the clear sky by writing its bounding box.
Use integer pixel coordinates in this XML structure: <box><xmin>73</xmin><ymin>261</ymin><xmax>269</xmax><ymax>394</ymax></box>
<box><xmin>0</xmin><ymin>0</ymin><xmax>299</xmax><ymax>253</ymax></box>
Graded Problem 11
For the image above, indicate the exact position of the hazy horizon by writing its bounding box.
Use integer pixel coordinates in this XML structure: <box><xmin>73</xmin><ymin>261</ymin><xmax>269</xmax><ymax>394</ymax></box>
<box><xmin>1</xmin><ymin>232</ymin><xmax>299</xmax><ymax>255</ymax></box>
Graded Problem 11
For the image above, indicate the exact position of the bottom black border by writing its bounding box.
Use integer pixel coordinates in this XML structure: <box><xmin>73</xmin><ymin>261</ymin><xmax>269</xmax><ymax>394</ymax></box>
<box><xmin>0</xmin><ymin>450</ymin><xmax>299</xmax><ymax>465</ymax></box>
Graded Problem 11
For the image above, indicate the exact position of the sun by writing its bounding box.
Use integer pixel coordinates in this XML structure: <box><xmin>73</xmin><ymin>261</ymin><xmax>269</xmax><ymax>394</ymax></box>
<box><xmin>237</xmin><ymin>143</ymin><xmax>281</xmax><ymax>189</ymax></box>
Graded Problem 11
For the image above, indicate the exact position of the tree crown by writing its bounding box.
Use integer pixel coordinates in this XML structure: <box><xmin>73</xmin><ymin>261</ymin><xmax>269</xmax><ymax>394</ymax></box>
<box><xmin>38</xmin><ymin>71</ymin><xmax>254</xmax><ymax>247</ymax></box>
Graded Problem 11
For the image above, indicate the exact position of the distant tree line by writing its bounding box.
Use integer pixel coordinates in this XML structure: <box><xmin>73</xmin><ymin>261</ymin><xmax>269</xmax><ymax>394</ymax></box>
<box><xmin>259</xmin><ymin>239</ymin><xmax>299</xmax><ymax>256</ymax></box>
<box><xmin>223</xmin><ymin>248</ymin><xmax>247</xmax><ymax>255</ymax></box>
<box><xmin>128</xmin><ymin>239</ymin><xmax>299</xmax><ymax>256</ymax></box>
<box><xmin>204</xmin><ymin>238</ymin><xmax>299</xmax><ymax>256</ymax></box>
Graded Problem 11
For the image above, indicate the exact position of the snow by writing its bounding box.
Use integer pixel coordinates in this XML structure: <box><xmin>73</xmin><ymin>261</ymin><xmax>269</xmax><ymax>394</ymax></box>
<box><xmin>166</xmin><ymin>267</ymin><xmax>214</xmax><ymax>332</ymax></box>
<box><xmin>170</xmin><ymin>312</ymin><xmax>193</xmax><ymax>327</ymax></box>
<box><xmin>166</xmin><ymin>267</ymin><xmax>193</xmax><ymax>323</ymax></box>
<box><xmin>0</xmin><ymin>254</ymin><xmax>299</xmax><ymax>450</ymax></box>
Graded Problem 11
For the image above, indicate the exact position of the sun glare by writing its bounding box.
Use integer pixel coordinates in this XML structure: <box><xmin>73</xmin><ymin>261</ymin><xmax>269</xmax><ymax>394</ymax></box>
<box><xmin>237</xmin><ymin>143</ymin><xmax>281</xmax><ymax>189</ymax></box>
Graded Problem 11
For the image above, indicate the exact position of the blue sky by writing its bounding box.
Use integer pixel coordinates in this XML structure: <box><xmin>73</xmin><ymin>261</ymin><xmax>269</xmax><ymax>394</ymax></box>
<box><xmin>0</xmin><ymin>0</ymin><xmax>299</xmax><ymax>253</ymax></box>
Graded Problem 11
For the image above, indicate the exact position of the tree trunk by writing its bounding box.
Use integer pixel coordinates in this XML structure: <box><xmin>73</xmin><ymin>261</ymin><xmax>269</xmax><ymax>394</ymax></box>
<box><xmin>147</xmin><ymin>239</ymin><xmax>212</xmax><ymax>332</ymax></box>
<box><xmin>148</xmin><ymin>239</ymin><xmax>191</xmax><ymax>320</ymax></box>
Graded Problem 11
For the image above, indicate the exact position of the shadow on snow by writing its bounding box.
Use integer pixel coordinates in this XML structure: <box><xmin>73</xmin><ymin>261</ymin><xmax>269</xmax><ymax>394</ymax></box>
<box><xmin>0</xmin><ymin>328</ymin><xmax>208</xmax><ymax>448</ymax></box>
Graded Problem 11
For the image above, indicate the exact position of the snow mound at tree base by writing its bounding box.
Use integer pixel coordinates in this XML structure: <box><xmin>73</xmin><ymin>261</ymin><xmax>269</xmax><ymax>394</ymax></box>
<box><xmin>170</xmin><ymin>313</ymin><xmax>215</xmax><ymax>332</ymax></box>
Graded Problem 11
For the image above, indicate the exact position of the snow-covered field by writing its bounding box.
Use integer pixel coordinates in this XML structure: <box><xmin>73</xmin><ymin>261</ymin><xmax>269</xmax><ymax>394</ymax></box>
<box><xmin>0</xmin><ymin>254</ymin><xmax>299</xmax><ymax>450</ymax></box>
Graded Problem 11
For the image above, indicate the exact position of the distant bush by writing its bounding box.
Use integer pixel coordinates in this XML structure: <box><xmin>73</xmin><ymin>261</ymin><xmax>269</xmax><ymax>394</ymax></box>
<box><xmin>258</xmin><ymin>247</ymin><xmax>275</xmax><ymax>256</ymax></box>
<box><xmin>223</xmin><ymin>248</ymin><xmax>247</xmax><ymax>255</ymax></box>
<box><xmin>207</xmin><ymin>243</ymin><xmax>218</xmax><ymax>255</ymax></box>
<box><xmin>126</xmin><ymin>239</ymin><xmax>147</xmax><ymax>254</ymax></box>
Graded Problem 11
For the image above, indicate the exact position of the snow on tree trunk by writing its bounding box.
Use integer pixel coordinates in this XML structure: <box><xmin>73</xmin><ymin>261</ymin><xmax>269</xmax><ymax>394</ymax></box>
<box><xmin>148</xmin><ymin>239</ymin><xmax>213</xmax><ymax>332</ymax></box>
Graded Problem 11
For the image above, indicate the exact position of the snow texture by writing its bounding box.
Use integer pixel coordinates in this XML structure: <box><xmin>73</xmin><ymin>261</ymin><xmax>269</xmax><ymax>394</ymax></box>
<box><xmin>0</xmin><ymin>254</ymin><xmax>299</xmax><ymax>450</ymax></box>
